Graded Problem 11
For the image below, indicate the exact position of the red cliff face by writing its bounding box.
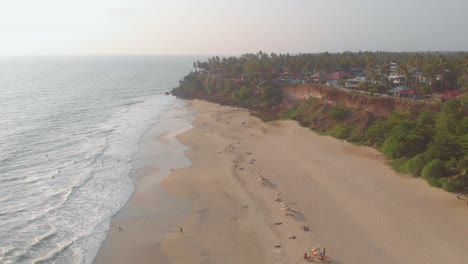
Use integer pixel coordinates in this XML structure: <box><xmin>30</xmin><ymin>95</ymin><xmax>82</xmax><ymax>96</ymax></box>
<box><xmin>283</xmin><ymin>85</ymin><xmax>441</xmax><ymax>118</ymax></box>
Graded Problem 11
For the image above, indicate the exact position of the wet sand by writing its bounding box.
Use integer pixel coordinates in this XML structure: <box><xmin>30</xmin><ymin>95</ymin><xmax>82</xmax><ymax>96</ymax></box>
<box><xmin>97</xmin><ymin>99</ymin><xmax>468</xmax><ymax>263</ymax></box>
<box><xmin>94</xmin><ymin>111</ymin><xmax>193</xmax><ymax>264</ymax></box>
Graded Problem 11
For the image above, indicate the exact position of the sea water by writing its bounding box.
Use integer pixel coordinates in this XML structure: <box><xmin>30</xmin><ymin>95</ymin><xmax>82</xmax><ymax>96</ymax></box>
<box><xmin>0</xmin><ymin>56</ymin><xmax>201</xmax><ymax>263</ymax></box>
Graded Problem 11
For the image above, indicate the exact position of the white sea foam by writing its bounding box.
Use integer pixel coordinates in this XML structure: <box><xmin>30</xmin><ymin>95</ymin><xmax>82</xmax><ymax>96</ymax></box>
<box><xmin>0</xmin><ymin>56</ymin><xmax>201</xmax><ymax>263</ymax></box>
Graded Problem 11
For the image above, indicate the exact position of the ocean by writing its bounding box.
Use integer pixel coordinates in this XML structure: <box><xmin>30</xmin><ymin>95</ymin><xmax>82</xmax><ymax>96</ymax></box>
<box><xmin>0</xmin><ymin>56</ymin><xmax>201</xmax><ymax>263</ymax></box>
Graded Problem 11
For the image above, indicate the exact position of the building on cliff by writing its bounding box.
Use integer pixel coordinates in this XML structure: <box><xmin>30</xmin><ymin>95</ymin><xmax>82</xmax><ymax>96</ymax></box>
<box><xmin>387</xmin><ymin>85</ymin><xmax>409</xmax><ymax>97</ymax></box>
<box><xmin>345</xmin><ymin>77</ymin><xmax>367</xmax><ymax>89</ymax></box>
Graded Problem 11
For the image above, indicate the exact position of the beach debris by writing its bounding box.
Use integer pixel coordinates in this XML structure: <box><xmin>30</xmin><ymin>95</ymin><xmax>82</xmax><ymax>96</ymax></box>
<box><xmin>285</xmin><ymin>213</ymin><xmax>295</xmax><ymax>217</ymax></box>
<box><xmin>275</xmin><ymin>222</ymin><xmax>282</xmax><ymax>225</ymax></box>
<box><xmin>301</xmin><ymin>225</ymin><xmax>310</xmax><ymax>231</ymax></box>
<box><xmin>239</xmin><ymin>167</ymin><xmax>244</xmax><ymax>171</ymax></box>
<box><xmin>456</xmin><ymin>193</ymin><xmax>464</xmax><ymax>200</ymax></box>
<box><xmin>180</xmin><ymin>227</ymin><xmax>183</xmax><ymax>234</ymax></box>
<box><xmin>275</xmin><ymin>192</ymin><xmax>280</xmax><ymax>196</ymax></box>
<box><xmin>118</xmin><ymin>226</ymin><xmax>122</xmax><ymax>231</ymax></box>
<box><xmin>246</xmin><ymin>152</ymin><xmax>252</xmax><ymax>155</ymax></box>
<box><xmin>170</xmin><ymin>168</ymin><xmax>175</xmax><ymax>172</ymax></box>
<box><xmin>289</xmin><ymin>235</ymin><xmax>296</xmax><ymax>239</ymax></box>
<box><xmin>274</xmin><ymin>245</ymin><xmax>281</xmax><ymax>248</ymax></box>
<box><xmin>217</xmin><ymin>151</ymin><xmax>222</xmax><ymax>154</ymax></box>
<box><xmin>242</xmin><ymin>205</ymin><xmax>249</xmax><ymax>208</ymax></box>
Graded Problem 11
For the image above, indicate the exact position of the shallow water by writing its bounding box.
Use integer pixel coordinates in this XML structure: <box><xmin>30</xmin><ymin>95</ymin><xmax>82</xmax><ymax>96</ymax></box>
<box><xmin>0</xmin><ymin>56</ymin><xmax>202</xmax><ymax>263</ymax></box>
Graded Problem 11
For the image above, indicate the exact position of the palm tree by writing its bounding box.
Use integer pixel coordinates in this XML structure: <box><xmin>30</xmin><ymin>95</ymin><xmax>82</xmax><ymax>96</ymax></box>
<box><xmin>380</xmin><ymin>61</ymin><xmax>391</xmax><ymax>84</ymax></box>
<box><xmin>397</xmin><ymin>62</ymin><xmax>411</xmax><ymax>86</ymax></box>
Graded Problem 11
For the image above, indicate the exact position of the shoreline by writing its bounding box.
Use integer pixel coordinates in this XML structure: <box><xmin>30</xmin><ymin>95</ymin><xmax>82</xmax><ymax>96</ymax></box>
<box><xmin>93</xmin><ymin>102</ymin><xmax>194</xmax><ymax>264</ymax></box>
<box><xmin>96</xmin><ymin>99</ymin><xmax>468</xmax><ymax>264</ymax></box>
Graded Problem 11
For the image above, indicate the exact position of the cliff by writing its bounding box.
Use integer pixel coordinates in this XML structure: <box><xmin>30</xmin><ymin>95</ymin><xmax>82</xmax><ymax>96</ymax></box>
<box><xmin>282</xmin><ymin>85</ymin><xmax>441</xmax><ymax>118</ymax></box>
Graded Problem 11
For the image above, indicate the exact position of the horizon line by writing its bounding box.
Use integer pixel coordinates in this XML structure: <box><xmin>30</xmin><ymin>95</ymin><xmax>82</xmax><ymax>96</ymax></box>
<box><xmin>0</xmin><ymin>50</ymin><xmax>467</xmax><ymax>58</ymax></box>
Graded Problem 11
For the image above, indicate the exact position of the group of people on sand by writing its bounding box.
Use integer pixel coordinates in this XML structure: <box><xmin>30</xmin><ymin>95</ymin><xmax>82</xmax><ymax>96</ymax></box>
<box><xmin>304</xmin><ymin>247</ymin><xmax>328</xmax><ymax>262</ymax></box>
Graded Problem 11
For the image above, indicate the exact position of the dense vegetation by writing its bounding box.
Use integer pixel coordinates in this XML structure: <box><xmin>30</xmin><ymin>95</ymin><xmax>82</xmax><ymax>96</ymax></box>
<box><xmin>172</xmin><ymin>69</ymin><xmax>283</xmax><ymax>110</ymax></box>
<box><xmin>366</xmin><ymin>100</ymin><xmax>468</xmax><ymax>191</ymax></box>
<box><xmin>172</xmin><ymin>51</ymin><xmax>468</xmax><ymax>192</ymax></box>
<box><xmin>177</xmin><ymin>51</ymin><xmax>467</xmax><ymax>92</ymax></box>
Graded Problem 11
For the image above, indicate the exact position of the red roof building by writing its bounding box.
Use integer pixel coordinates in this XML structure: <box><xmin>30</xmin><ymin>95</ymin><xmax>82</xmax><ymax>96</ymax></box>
<box><xmin>399</xmin><ymin>89</ymin><xmax>417</xmax><ymax>95</ymax></box>
<box><xmin>439</xmin><ymin>90</ymin><xmax>462</xmax><ymax>100</ymax></box>
<box><xmin>398</xmin><ymin>89</ymin><xmax>419</xmax><ymax>99</ymax></box>
<box><xmin>327</xmin><ymin>71</ymin><xmax>353</xmax><ymax>80</ymax></box>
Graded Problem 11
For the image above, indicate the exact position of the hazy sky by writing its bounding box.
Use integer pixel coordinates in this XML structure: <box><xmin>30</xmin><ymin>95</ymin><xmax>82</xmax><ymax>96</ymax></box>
<box><xmin>1</xmin><ymin>0</ymin><xmax>467</xmax><ymax>55</ymax></box>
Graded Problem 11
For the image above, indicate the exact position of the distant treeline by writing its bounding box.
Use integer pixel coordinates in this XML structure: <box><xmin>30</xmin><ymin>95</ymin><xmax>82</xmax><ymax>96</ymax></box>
<box><xmin>172</xmin><ymin>51</ymin><xmax>468</xmax><ymax>192</ymax></box>
<box><xmin>190</xmin><ymin>51</ymin><xmax>467</xmax><ymax>90</ymax></box>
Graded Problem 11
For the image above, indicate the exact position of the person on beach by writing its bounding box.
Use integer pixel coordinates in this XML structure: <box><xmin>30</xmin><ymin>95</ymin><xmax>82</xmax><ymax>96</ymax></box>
<box><xmin>180</xmin><ymin>227</ymin><xmax>183</xmax><ymax>234</ymax></box>
<box><xmin>322</xmin><ymin>248</ymin><xmax>326</xmax><ymax>259</ymax></box>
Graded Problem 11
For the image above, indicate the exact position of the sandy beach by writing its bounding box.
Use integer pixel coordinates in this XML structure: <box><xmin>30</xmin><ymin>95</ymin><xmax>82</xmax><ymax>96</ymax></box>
<box><xmin>97</xmin><ymin>100</ymin><xmax>468</xmax><ymax>264</ymax></box>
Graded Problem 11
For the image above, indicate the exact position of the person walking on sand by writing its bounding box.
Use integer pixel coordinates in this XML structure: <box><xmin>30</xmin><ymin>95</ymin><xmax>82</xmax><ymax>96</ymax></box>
<box><xmin>180</xmin><ymin>227</ymin><xmax>183</xmax><ymax>234</ymax></box>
